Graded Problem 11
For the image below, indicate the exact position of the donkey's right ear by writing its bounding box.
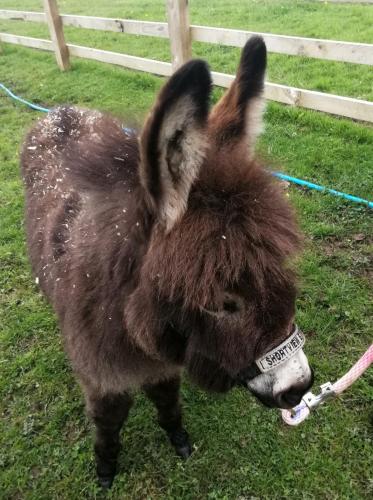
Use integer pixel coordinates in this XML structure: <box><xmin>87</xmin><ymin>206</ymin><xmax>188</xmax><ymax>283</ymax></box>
<box><xmin>140</xmin><ymin>60</ymin><xmax>211</xmax><ymax>231</ymax></box>
<box><xmin>208</xmin><ymin>36</ymin><xmax>266</xmax><ymax>158</ymax></box>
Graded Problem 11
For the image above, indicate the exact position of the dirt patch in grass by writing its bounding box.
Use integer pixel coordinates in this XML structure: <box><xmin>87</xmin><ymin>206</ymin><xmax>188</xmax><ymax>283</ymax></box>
<box><xmin>315</xmin><ymin>234</ymin><xmax>372</xmax><ymax>285</ymax></box>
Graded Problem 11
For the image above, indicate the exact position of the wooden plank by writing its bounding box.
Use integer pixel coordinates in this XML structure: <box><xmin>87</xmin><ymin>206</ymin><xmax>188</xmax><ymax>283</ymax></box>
<box><xmin>317</xmin><ymin>0</ymin><xmax>373</xmax><ymax>3</ymax></box>
<box><xmin>1</xmin><ymin>30</ymin><xmax>371</xmax><ymax>123</ymax></box>
<box><xmin>211</xmin><ymin>71</ymin><xmax>373</xmax><ymax>122</ymax></box>
<box><xmin>166</xmin><ymin>0</ymin><xmax>191</xmax><ymax>70</ymax></box>
<box><xmin>1</xmin><ymin>9</ymin><xmax>371</xmax><ymax>66</ymax></box>
<box><xmin>67</xmin><ymin>44</ymin><xmax>172</xmax><ymax>76</ymax></box>
<box><xmin>43</xmin><ymin>0</ymin><xmax>69</xmax><ymax>70</ymax></box>
<box><xmin>0</xmin><ymin>10</ymin><xmax>46</xmax><ymax>22</ymax></box>
<box><xmin>192</xmin><ymin>26</ymin><xmax>373</xmax><ymax>66</ymax></box>
<box><xmin>265</xmin><ymin>83</ymin><xmax>373</xmax><ymax>122</ymax></box>
<box><xmin>61</xmin><ymin>15</ymin><xmax>169</xmax><ymax>37</ymax></box>
<box><xmin>0</xmin><ymin>32</ymin><xmax>53</xmax><ymax>51</ymax></box>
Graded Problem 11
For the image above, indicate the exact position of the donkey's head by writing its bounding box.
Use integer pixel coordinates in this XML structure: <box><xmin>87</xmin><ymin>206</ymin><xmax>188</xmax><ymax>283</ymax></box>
<box><xmin>125</xmin><ymin>37</ymin><xmax>313</xmax><ymax>409</ymax></box>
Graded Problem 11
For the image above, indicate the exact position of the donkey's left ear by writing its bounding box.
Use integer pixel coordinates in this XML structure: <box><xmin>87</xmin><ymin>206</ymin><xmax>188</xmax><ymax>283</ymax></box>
<box><xmin>209</xmin><ymin>36</ymin><xmax>267</xmax><ymax>157</ymax></box>
<box><xmin>140</xmin><ymin>59</ymin><xmax>212</xmax><ymax>231</ymax></box>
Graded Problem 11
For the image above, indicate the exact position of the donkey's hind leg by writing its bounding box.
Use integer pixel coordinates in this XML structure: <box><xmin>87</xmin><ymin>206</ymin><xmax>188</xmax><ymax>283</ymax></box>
<box><xmin>144</xmin><ymin>376</ymin><xmax>192</xmax><ymax>459</ymax></box>
<box><xmin>86</xmin><ymin>392</ymin><xmax>133</xmax><ymax>489</ymax></box>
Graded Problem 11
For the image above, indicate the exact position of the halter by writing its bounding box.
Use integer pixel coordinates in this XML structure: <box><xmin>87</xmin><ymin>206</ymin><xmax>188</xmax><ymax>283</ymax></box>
<box><xmin>239</xmin><ymin>324</ymin><xmax>306</xmax><ymax>382</ymax></box>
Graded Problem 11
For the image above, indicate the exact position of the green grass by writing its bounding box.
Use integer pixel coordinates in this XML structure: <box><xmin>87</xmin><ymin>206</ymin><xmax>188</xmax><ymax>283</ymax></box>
<box><xmin>1</xmin><ymin>1</ymin><xmax>373</xmax><ymax>499</ymax></box>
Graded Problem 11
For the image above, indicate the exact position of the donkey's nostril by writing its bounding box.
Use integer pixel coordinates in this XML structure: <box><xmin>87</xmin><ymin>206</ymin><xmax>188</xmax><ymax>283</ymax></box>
<box><xmin>277</xmin><ymin>388</ymin><xmax>304</xmax><ymax>408</ymax></box>
<box><xmin>283</xmin><ymin>390</ymin><xmax>303</xmax><ymax>407</ymax></box>
<box><xmin>277</xmin><ymin>366</ymin><xmax>315</xmax><ymax>408</ymax></box>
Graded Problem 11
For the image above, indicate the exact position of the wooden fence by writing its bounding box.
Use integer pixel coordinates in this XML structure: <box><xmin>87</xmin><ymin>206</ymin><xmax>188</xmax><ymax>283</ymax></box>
<box><xmin>0</xmin><ymin>0</ymin><xmax>372</xmax><ymax>123</ymax></box>
<box><xmin>316</xmin><ymin>1</ymin><xmax>373</xmax><ymax>4</ymax></box>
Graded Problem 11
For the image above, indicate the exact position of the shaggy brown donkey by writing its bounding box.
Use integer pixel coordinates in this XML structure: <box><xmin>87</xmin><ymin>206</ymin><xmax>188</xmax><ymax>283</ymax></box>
<box><xmin>21</xmin><ymin>36</ymin><xmax>313</xmax><ymax>488</ymax></box>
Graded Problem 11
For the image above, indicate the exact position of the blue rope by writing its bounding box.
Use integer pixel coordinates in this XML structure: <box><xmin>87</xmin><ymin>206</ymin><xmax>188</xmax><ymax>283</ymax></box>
<box><xmin>273</xmin><ymin>172</ymin><xmax>373</xmax><ymax>209</ymax></box>
<box><xmin>1</xmin><ymin>82</ymin><xmax>372</xmax><ymax>209</ymax></box>
<box><xmin>0</xmin><ymin>83</ymin><xmax>50</xmax><ymax>113</ymax></box>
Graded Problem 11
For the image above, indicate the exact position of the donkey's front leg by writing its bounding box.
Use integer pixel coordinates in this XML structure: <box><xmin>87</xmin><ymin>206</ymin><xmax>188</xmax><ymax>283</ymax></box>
<box><xmin>86</xmin><ymin>392</ymin><xmax>133</xmax><ymax>489</ymax></box>
<box><xmin>144</xmin><ymin>376</ymin><xmax>192</xmax><ymax>459</ymax></box>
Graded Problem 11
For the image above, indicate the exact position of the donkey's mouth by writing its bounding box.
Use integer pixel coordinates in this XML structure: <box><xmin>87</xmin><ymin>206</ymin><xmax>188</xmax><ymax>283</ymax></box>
<box><xmin>248</xmin><ymin>387</ymin><xmax>301</xmax><ymax>409</ymax></box>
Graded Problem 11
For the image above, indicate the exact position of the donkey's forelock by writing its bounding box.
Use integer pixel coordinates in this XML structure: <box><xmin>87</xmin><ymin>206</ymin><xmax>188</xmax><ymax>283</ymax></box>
<box><xmin>144</xmin><ymin>164</ymin><xmax>301</xmax><ymax>312</ymax></box>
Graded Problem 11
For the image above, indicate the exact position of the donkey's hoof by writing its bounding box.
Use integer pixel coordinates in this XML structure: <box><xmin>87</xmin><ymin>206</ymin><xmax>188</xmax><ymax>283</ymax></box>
<box><xmin>168</xmin><ymin>428</ymin><xmax>192</xmax><ymax>459</ymax></box>
<box><xmin>175</xmin><ymin>442</ymin><xmax>192</xmax><ymax>459</ymax></box>
<box><xmin>98</xmin><ymin>475</ymin><xmax>115</xmax><ymax>490</ymax></box>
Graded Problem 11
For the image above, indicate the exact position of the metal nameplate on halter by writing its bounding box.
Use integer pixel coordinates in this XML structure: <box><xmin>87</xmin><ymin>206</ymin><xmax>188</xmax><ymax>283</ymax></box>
<box><xmin>256</xmin><ymin>326</ymin><xmax>305</xmax><ymax>373</ymax></box>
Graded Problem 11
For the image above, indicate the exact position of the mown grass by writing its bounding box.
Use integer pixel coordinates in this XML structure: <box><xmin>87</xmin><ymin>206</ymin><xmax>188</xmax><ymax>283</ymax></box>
<box><xmin>1</xmin><ymin>1</ymin><xmax>373</xmax><ymax>499</ymax></box>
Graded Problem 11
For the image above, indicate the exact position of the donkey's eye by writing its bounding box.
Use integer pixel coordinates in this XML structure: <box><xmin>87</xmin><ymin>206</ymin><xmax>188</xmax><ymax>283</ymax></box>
<box><xmin>202</xmin><ymin>294</ymin><xmax>241</xmax><ymax>317</ymax></box>
<box><xmin>223</xmin><ymin>300</ymin><xmax>239</xmax><ymax>313</ymax></box>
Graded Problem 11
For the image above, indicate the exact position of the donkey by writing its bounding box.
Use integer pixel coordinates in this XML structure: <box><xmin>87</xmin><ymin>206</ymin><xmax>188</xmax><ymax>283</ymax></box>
<box><xmin>21</xmin><ymin>36</ymin><xmax>314</xmax><ymax>488</ymax></box>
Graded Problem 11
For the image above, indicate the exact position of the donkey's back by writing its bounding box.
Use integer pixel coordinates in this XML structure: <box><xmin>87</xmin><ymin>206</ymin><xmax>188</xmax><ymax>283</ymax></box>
<box><xmin>22</xmin><ymin>105</ymin><xmax>140</xmax><ymax>298</ymax></box>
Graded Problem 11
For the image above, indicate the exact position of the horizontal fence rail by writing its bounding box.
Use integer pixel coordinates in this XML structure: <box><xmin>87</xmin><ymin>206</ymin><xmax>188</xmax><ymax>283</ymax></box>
<box><xmin>0</xmin><ymin>3</ymin><xmax>372</xmax><ymax>123</ymax></box>
<box><xmin>1</xmin><ymin>32</ymin><xmax>372</xmax><ymax>123</ymax></box>
<box><xmin>0</xmin><ymin>32</ymin><xmax>53</xmax><ymax>51</ymax></box>
<box><xmin>191</xmin><ymin>26</ymin><xmax>373</xmax><ymax>66</ymax></box>
<box><xmin>316</xmin><ymin>1</ymin><xmax>373</xmax><ymax>4</ymax></box>
<box><xmin>1</xmin><ymin>10</ymin><xmax>372</xmax><ymax>65</ymax></box>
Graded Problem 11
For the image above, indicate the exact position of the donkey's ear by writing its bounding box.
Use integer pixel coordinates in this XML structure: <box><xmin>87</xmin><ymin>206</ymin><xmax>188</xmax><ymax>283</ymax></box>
<box><xmin>140</xmin><ymin>59</ymin><xmax>212</xmax><ymax>231</ymax></box>
<box><xmin>209</xmin><ymin>36</ymin><xmax>266</xmax><ymax>157</ymax></box>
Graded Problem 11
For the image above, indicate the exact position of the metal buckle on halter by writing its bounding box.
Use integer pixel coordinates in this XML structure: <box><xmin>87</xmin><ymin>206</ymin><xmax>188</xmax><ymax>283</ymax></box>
<box><xmin>301</xmin><ymin>382</ymin><xmax>335</xmax><ymax>410</ymax></box>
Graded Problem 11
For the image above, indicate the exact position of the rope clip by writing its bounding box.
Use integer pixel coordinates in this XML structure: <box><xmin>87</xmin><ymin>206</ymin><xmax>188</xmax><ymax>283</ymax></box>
<box><xmin>300</xmin><ymin>382</ymin><xmax>335</xmax><ymax>412</ymax></box>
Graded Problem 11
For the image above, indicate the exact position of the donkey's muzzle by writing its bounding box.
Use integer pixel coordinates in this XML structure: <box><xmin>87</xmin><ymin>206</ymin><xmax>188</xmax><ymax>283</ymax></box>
<box><xmin>275</xmin><ymin>367</ymin><xmax>315</xmax><ymax>409</ymax></box>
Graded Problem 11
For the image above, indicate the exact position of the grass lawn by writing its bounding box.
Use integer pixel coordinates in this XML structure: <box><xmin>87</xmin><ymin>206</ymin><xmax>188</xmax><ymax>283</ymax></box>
<box><xmin>0</xmin><ymin>1</ymin><xmax>372</xmax><ymax>498</ymax></box>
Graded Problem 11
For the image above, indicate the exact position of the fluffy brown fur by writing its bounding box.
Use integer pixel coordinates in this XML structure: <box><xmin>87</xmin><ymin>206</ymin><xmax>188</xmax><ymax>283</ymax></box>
<box><xmin>21</xmin><ymin>37</ymin><xmax>302</xmax><ymax>487</ymax></box>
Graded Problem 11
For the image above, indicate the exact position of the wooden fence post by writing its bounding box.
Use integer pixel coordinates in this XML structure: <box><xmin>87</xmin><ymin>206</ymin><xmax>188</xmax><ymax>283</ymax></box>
<box><xmin>44</xmin><ymin>0</ymin><xmax>70</xmax><ymax>70</ymax></box>
<box><xmin>166</xmin><ymin>0</ymin><xmax>191</xmax><ymax>71</ymax></box>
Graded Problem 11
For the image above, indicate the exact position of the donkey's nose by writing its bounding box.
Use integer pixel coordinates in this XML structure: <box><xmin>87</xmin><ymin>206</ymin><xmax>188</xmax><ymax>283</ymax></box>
<box><xmin>277</xmin><ymin>388</ymin><xmax>304</xmax><ymax>408</ymax></box>
<box><xmin>276</xmin><ymin>367</ymin><xmax>315</xmax><ymax>408</ymax></box>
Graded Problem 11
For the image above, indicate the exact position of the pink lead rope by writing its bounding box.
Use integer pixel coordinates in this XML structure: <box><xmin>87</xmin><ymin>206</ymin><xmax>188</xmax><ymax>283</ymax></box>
<box><xmin>281</xmin><ymin>344</ymin><xmax>373</xmax><ymax>426</ymax></box>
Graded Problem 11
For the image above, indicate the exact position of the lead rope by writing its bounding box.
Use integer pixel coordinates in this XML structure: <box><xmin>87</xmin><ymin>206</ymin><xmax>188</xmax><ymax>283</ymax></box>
<box><xmin>281</xmin><ymin>344</ymin><xmax>373</xmax><ymax>426</ymax></box>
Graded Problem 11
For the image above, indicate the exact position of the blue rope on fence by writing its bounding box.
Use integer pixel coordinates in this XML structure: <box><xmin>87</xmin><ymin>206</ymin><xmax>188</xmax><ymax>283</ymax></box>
<box><xmin>1</xmin><ymin>82</ymin><xmax>372</xmax><ymax>209</ymax></box>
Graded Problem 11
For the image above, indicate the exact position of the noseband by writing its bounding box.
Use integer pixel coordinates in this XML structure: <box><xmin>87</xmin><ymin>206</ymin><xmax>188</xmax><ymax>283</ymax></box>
<box><xmin>238</xmin><ymin>325</ymin><xmax>305</xmax><ymax>382</ymax></box>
